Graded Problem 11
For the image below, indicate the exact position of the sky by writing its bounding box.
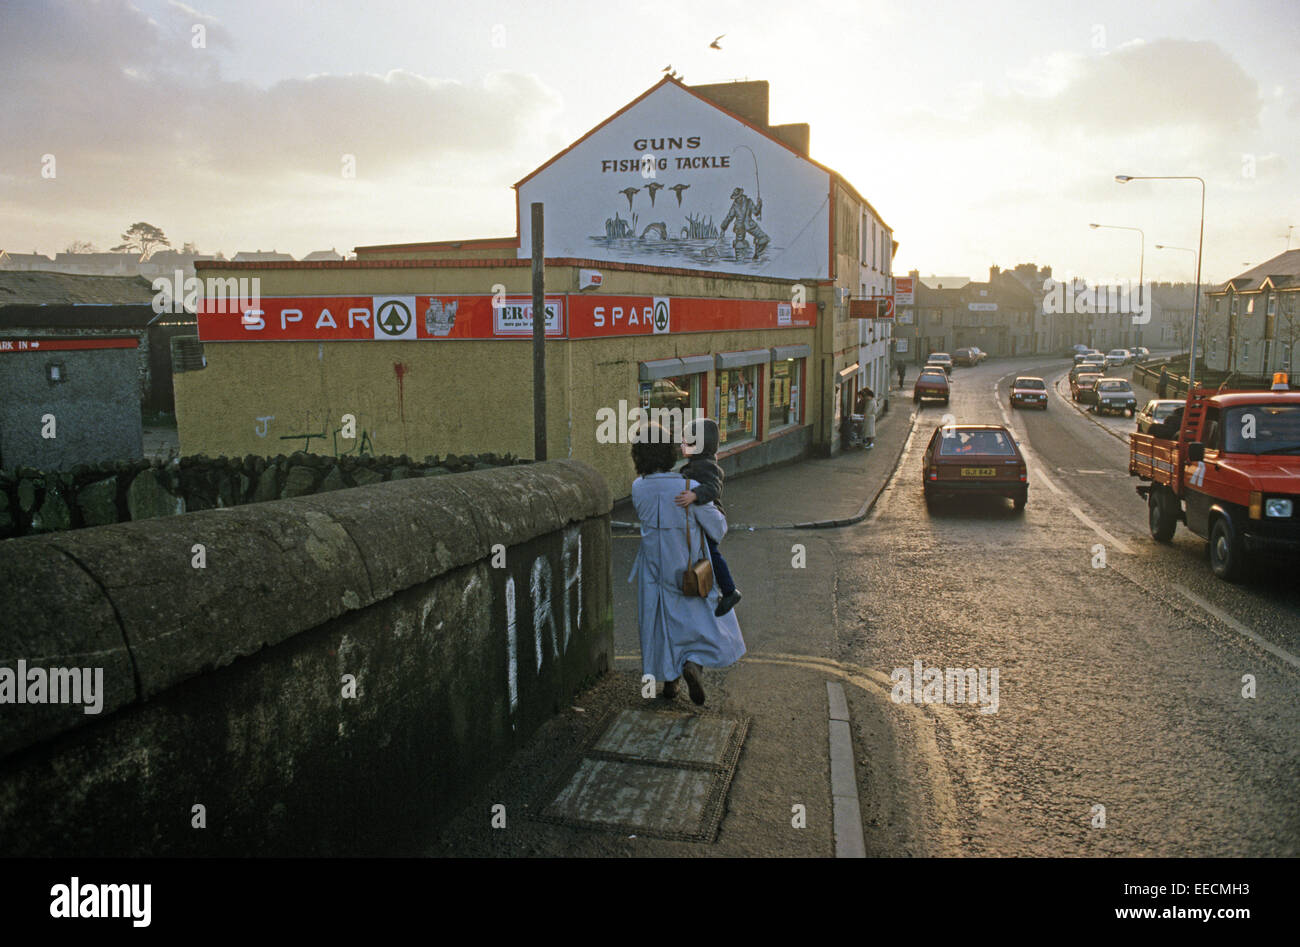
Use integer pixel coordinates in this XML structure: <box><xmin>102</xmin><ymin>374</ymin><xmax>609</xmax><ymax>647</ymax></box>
<box><xmin>1</xmin><ymin>0</ymin><xmax>1297</xmax><ymax>283</ymax></box>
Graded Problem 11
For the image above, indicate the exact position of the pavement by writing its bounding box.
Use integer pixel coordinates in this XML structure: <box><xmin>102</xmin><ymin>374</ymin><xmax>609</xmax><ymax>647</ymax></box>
<box><xmin>423</xmin><ymin>386</ymin><xmax>918</xmax><ymax>857</ymax></box>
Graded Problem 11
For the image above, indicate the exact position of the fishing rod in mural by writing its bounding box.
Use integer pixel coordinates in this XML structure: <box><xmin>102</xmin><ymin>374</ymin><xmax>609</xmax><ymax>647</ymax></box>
<box><xmin>596</xmin><ymin>144</ymin><xmax>774</xmax><ymax>266</ymax></box>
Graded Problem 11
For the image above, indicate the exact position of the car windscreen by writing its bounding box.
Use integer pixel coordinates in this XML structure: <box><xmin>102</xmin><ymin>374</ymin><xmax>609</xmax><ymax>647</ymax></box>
<box><xmin>1097</xmin><ymin>381</ymin><xmax>1130</xmax><ymax>392</ymax></box>
<box><xmin>1077</xmin><ymin>374</ymin><xmax>1101</xmax><ymax>384</ymax></box>
<box><xmin>1152</xmin><ymin>403</ymin><xmax>1179</xmax><ymax>420</ymax></box>
<box><xmin>1223</xmin><ymin>404</ymin><xmax>1300</xmax><ymax>454</ymax></box>
<box><xmin>1014</xmin><ymin>379</ymin><xmax>1045</xmax><ymax>389</ymax></box>
<box><xmin>919</xmin><ymin>372</ymin><xmax>946</xmax><ymax>382</ymax></box>
<box><xmin>938</xmin><ymin>430</ymin><xmax>1015</xmax><ymax>456</ymax></box>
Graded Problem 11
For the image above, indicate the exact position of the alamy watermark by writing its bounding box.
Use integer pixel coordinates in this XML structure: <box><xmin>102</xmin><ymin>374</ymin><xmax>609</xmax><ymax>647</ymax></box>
<box><xmin>595</xmin><ymin>401</ymin><xmax>705</xmax><ymax>446</ymax></box>
<box><xmin>891</xmin><ymin>659</ymin><xmax>999</xmax><ymax>714</ymax></box>
<box><xmin>152</xmin><ymin>269</ymin><xmax>261</xmax><ymax>317</ymax></box>
<box><xmin>1042</xmin><ymin>278</ymin><xmax>1151</xmax><ymax>325</ymax></box>
<box><xmin>0</xmin><ymin>662</ymin><xmax>104</xmax><ymax>714</ymax></box>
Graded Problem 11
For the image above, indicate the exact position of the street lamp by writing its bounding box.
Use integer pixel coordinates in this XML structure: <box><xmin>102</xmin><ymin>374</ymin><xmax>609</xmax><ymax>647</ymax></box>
<box><xmin>1115</xmin><ymin>174</ymin><xmax>1206</xmax><ymax>385</ymax></box>
<box><xmin>1089</xmin><ymin>222</ymin><xmax>1145</xmax><ymax>349</ymax></box>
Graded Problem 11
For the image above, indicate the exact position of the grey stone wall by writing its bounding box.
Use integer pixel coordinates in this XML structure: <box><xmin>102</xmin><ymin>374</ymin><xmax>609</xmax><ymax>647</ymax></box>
<box><xmin>0</xmin><ymin>460</ymin><xmax>614</xmax><ymax>855</ymax></box>
<box><xmin>0</xmin><ymin>450</ymin><xmax>523</xmax><ymax>538</ymax></box>
<box><xmin>0</xmin><ymin>347</ymin><xmax>143</xmax><ymax>471</ymax></box>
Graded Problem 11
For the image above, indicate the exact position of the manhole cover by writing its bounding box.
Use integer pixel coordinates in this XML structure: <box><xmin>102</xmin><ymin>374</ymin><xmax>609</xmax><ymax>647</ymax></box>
<box><xmin>534</xmin><ymin>708</ymin><xmax>749</xmax><ymax>843</ymax></box>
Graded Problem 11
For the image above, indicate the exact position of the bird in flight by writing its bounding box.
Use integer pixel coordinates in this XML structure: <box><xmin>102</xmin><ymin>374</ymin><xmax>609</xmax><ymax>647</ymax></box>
<box><xmin>618</xmin><ymin>186</ymin><xmax>641</xmax><ymax>210</ymax></box>
<box><xmin>669</xmin><ymin>183</ymin><xmax>690</xmax><ymax>206</ymax></box>
<box><xmin>645</xmin><ymin>182</ymin><xmax>664</xmax><ymax>206</ymax></box>
<box><xmin>709</xmin><ymin>35</ymin><xmax>725</xmax><ymax>50</ymax></box>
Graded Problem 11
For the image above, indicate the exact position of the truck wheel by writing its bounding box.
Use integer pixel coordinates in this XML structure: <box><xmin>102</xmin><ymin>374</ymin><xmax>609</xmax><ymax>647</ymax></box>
<box><xmin>1209</xmin><ymin>516</ymin><xmax>1246</xmax><ymax>582</ymax></box>
<box><xmin>1148</xmin><ymin>488</ymin><xmax>1177</xmax><ymax>542</ymax></box>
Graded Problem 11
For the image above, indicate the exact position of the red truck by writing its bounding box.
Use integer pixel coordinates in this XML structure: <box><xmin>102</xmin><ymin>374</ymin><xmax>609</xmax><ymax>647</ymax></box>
<box><xmin>1129</xmin><ymin>380</ymin><xmax>1300</xmax><ymax>581</ymax></box>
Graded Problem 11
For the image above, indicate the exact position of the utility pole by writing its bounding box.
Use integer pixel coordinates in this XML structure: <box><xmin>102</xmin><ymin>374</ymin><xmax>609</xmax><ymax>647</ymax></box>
<box><xmin>531</xmin><ymin>202</ymin><xmax>547</xmax><ymax>461</ymax></box>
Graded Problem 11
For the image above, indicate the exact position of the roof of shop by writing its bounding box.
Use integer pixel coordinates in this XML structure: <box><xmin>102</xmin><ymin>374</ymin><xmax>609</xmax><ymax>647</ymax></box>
<box><xmin>513</xmin><ymin>75</ymin><xmax>893</xmax><ymax>233</ymax></box>
<box><xmin>0</xmin><ymin>271</ymin><xmax>157</xmax><ymax>306</ymax></box>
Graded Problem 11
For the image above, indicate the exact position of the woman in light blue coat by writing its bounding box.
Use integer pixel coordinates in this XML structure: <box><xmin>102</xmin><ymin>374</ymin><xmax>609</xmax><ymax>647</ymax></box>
<box><xmin>628</xmin><ymin>425</ymin><xmax>745</xmax><ymax>705</ymax></box>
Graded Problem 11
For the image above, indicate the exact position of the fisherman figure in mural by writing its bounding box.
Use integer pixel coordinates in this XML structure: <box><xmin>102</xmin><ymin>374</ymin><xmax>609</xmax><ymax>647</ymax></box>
<box><xmin>720</xmin><ymin>186</ymin><xmax>769</xmax><ymax>259</ymax></box>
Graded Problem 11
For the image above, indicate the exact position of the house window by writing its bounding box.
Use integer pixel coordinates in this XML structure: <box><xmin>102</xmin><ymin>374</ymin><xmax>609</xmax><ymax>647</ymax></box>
<box><xmin>1247</xmin><ymin>298</ymin><xmax>1255</xmax><ymax>314</ymax></box>
<box><xmin>1268</xmin><ymin>296</ymin><xmax>1277</xmax><ymax>317</ymax></box>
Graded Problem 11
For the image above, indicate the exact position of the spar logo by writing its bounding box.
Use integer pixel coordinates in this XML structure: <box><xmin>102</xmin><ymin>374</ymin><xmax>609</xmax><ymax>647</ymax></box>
<box><xmin>373</xmin><ymin>296</ymin><xmax>417</xmax><ymax>340</ymax></box>
<box><xmin>652</xmin><ymin>296</ymin><xmax>670</xmax><ymax>334</ymax></box>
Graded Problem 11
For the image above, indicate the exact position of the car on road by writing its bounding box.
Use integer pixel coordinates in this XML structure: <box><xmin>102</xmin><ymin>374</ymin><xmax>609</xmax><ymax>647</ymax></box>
<box><xmin>1079</xmin><ymin>355</ymin><xmax>1106</xmax><ymax>372</ymax></box>
<box><xmin>1106</xmin><ymin>349</ymin><xmax>1132</xmax><ymax>368</ymax></box>
<box><xmin>954</xmin><ymin>347</ymin><xmax>987</xmax><ymax>366</ymax></box>
<box><xmin>1091</xmin><ymin>378</ymin><xmax>1138</xmax><ymax>416</ymax></box>
<box><xmin>1010</xmin><ymin>376</ymin><xmax>1048</xmax><ymax>410</ymax></box>
<box><xmin>926</xmin><ymin>352</ymin><xmax>954</xmax><ymax>375</ymax></box>
<box><xmin>913</xmin><ymin>368</ymin><xmax>950</xmax><ymax>406</ymax></box>
<box><xmin>1135</xmin><ymin>398</ymin><xmax>1184</xmax><ymax>434</ymax></box>
<box><xmin>1071</xmin><ymin>371</ymin><xmax>1103</xmax><ymax>402</ymax></box>
<box><xmin>922</xmin><ymin>423</ymin><xmax>1028</xmax><ymax>512</ymax></box>
<box><xmin>1074</xmin><ymin>348</ymin><xmax>1105</xmax><ymax>365</ymax></box>
<box><xmin>1132</xmin><ymin>346</ymin><xmax>1151</xmax><ymax>360</ymax></box>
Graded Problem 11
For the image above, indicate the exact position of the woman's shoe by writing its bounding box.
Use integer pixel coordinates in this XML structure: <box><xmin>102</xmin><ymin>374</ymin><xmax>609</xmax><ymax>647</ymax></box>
<box><xmin>663</xmin><ymin>678</ymin><xmax>679</xmax><ymax>699</ymax></box>
<box><xmin>682</xmin><ymin>661</ymin><xmax>706</xmax><ymax>705</ymax></box>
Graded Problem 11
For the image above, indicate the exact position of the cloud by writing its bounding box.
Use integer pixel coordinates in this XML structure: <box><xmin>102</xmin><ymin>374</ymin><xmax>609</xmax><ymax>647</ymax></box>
<box><xmin>981</xmin><ymin>39</ymin><xmax>1262</xmax><ymax>136</ymax></box>
<box><xmin>0</xmin><ymin>0</ymin><xmax>562</xmax><ymax>251</ymax></box>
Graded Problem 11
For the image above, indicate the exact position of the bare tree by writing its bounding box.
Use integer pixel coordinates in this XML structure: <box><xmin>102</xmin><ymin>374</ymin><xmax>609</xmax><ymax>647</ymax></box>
<box><xmin>111</xmin><ymin>222</ymin><xmax>171</xmax><ymax>259</ymax></box>
<box><xmin>63</xmin><ymin>240</ymin><xmax>96</xmax><ymax>254</ymax></box>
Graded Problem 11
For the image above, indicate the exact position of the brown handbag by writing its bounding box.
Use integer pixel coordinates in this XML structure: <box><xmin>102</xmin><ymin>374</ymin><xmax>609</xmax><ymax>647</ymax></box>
<box><xmin>681</xmin><ymin>479</ymin><xmax>715</xmax><ymax>599</ymax></box>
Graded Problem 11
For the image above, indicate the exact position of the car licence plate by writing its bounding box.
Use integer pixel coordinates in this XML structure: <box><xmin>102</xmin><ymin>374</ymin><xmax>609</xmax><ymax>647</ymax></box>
<box><xmin>961</xmin><ymin>468</ymin><xmax>995</xmax><ymax>477</ymax></box>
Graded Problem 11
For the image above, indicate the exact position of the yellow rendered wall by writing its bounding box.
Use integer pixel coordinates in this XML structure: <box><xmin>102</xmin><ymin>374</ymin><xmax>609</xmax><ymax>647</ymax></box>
<box><xmin>177</xmin><ymin>264</ymin><xmax>819</xmax><ymax>496</ymax></box>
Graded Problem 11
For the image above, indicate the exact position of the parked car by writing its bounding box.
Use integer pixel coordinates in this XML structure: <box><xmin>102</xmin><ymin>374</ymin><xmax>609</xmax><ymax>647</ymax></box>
<box><xmin>1135</xmin><ymin>398</ymin><xmax>1184</xmax><ymax>434</ymax></box>
<box><xmin>922</xmin><ymin>424</ymin><xmax>1028</xmax><ymax>512</ymax></box>
<box><xmin>1072</xmin><ymin>371</ymin><xmax>1103</xmax><ymax>402</ymax></box>
<box><xmin>926</xmin><ymin>352</ymin><xmax>954</xmax><ymax>374</ymax></box>
<box><xmin>913</xmin><ymin>368</ymin><xmax>950</xmax><ymax>406</ymax></box>
<box><xmin>1010</xmin><ymin>376</ymin><xmax>1048</xmax><ymax>410</ymax></box>
<box><xmin>1091</xmin><ymin>378</ymin><xmax>1138</xmax><ymax>416</ymax></box>
<box><xmin>1106</xmin><ymin>349</ymin><xmax>1131</xmax><ymax>369</ymax></box>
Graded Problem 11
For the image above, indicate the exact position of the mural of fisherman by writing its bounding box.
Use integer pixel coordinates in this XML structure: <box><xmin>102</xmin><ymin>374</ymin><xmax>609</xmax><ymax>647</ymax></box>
<box><xmin>719</xmin><ymin>185</ymin><xmax>769</xmax><ymax>258</ymax></box>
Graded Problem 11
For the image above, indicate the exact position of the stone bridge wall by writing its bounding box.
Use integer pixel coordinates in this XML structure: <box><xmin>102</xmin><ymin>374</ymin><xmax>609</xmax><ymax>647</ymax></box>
<box><xmin>0</xmin><ymin>459</ymin><xmax>613</xmax><ymax>855</ymax></box>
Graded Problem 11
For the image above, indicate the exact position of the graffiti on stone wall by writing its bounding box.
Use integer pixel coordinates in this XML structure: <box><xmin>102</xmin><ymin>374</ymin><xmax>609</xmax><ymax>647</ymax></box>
<box><xmin>505</xmin><ymin>525</ymin><xmax>583</xmax><ymax>722</ymax></box>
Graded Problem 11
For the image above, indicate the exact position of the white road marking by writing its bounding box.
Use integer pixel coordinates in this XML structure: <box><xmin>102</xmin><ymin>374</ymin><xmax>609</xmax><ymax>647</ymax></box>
<box><xmin>1077</xmin><ymin>469</ymin><xmax>1108</xmax><ymax>474</ymax></box>
<box><xmin>1068</xmin><ymin>505</ymin><xmax>1133</xmax><ymax>554</ymax></box>
<box><xmin>1169</xmin><ymin>584</ymin><xmax>1300</xmax><ymax>672</ymax></box>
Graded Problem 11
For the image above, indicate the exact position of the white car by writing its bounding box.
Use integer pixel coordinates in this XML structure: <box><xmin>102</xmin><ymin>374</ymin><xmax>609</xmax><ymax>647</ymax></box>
<box><xmin>1105</xmin><ymin>349</ymin><xmax>1131</xmax><ymax>368</ymax></box>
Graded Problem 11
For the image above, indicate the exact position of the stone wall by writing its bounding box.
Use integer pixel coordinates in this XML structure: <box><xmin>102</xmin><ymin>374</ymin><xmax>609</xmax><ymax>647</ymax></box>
<box><xmin>0</xmin><ymin>459</ymin><xmax>613</xmax><ymax>856</ymax></box>
<box><xmin>0</xmin><ymin>450</ymin><xmax>525</xmax><ymax>538</ymax></box>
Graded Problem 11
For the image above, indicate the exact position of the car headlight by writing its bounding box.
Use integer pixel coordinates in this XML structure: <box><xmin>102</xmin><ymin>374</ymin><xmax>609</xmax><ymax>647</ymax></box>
<box><xmin>1265</xmin><ymin>498</ymin><xmax>1293</xmax><ymax>518</ymax></box>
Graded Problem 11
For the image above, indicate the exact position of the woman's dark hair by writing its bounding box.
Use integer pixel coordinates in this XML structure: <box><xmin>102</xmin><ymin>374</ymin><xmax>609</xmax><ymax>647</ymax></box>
<box><xmin>631</xmin><ymin>423</ymin><xmax>676</xmax><ymax>475</ymax></box>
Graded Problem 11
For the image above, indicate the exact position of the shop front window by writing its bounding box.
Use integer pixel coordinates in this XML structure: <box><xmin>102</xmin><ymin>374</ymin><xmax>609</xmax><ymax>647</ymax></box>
<box><xmin>768</xmin><ymin>358</ymin><xmax>803</xmax><ymax>432</ymax></box>
<box><xmin>716</xmin><ymin>366</ymin><xmax>758</xmax><ymax>446</ymax></box>
<box><xmin>641</xmin><ymin>373</ymin><xmax>702</xmax><ymax>442</ymax></box>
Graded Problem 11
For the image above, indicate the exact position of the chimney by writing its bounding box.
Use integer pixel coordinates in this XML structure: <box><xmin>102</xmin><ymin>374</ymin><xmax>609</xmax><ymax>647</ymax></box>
<box><xmin>990</xmin><ymin>264</ymin><xmax>1000</xmax><ymax>282</ymax></box>
<box><xmin>687</xmin><ymin>80</ymin><xmax>769</xmax><ymax>127</ymax></box>
<box><xmin>769</xmin><ymin>123</ymin><xmax>810</xmax><ymax>156</ymax></box>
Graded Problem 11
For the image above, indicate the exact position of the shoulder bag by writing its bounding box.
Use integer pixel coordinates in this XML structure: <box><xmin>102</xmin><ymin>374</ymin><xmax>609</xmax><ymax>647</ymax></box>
<box><xmin>681</xmin><ymin>476</ymin><xmax>714</xmax><ymax>598</ymax></box>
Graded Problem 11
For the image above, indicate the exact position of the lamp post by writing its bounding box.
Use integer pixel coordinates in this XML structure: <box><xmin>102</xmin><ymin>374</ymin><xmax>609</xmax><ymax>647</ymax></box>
<box><xmin>1115</xmin><ymin>174</ymin><xmax>1205</xmax><ymax>385</ymax></box>
<box><xmin>1089</xmin><ymin>222</ymin><xmax>1144</xmax><ymax>350</ymax></box>
<box><xmin>1156</xmin><ymin>244</ymin><xmax>1198</xmax><ymax>353</ymax></box>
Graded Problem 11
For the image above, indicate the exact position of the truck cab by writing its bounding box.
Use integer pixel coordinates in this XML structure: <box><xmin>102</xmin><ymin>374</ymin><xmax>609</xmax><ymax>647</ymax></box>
<box><xmin>1129</xmin><ymin>377</ymin><xmax>1300</xmax><ymax>580</ymax></box>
